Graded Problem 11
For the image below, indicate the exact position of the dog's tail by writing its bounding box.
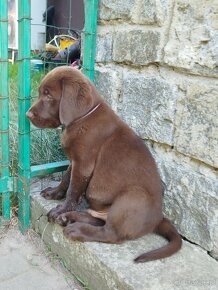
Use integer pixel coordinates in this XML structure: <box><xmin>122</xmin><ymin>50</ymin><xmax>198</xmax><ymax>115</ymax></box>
<box><xmin>134</xmin><ymin>218</ymin><xmax>182</xmax><ymax>263</ymax></box>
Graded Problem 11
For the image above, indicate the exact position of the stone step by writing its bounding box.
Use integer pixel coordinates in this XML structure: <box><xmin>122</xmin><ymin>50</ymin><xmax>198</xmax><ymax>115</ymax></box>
<box><xmin>31</xmin><ymin>180</ymin><xmax>218</xmax><ymax>290</ymax></box>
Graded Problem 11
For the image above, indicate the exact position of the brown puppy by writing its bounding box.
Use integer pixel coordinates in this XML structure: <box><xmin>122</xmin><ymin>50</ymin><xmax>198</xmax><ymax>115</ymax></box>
<box><xmin>26</xmin><ymin>66</ymin><xmax>182</xmax><ymax>262</ymax></box>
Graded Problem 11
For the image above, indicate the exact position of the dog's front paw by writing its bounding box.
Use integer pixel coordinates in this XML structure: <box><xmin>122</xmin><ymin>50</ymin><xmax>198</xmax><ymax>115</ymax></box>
<box><xmin>47</xmin><ymin>205</ymin><xmax>69</xmax><ymax>222</ymax></box>
<box><xmin>40</xmin><ymin>187</ymin><xmax>66</xmax><ymax>200</ymax></box>
<box><xmin>56</xmin><ymin>212</ymin><xmax>74</xmax><ymax>226</ymax></box>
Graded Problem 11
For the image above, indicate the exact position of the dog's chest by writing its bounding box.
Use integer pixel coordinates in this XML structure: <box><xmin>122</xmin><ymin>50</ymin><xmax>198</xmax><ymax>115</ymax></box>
<box><xmin>61</xmin><ymin>127</ymin><xmax>89</xmax><ymax>160</ymax></box>
<box><xmin>61</xmin><ymin>130</ymin><xmax>77</xmax><ymax>158</ymax></box>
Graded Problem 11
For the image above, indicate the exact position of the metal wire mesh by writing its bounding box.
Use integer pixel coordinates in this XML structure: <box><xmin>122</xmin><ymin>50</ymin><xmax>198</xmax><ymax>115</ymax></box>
<box><xmin>1</xmin><ymin>0</ymin><xmax>98</xmax><ymax>229</ymax></box>
<box><xmin>29</xmin><ymin>0</ymin><xmax>84</xmax><ymax>167</ymax></box>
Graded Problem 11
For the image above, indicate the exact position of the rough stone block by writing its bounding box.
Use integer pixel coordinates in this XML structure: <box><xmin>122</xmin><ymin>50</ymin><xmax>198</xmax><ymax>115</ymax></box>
<box><xmin>150</xmin><ymin>150</ymin><xmax>218</xmax><ymax>257</ymax></box>
<box><xmin>113</xmin><ymin>29</ymin><xmax>161</xmax><ymax>65</ymax></box>
<box><xmin>120</xmin><ymin>72</ymin><xmax>177</xmax><ymax>145</ymax></box>
<box><xmin>131</xmin><ymin>0</ymin><xmax>169</xmax><ymax>25</ymax></box>
<box><xmin>99</xmin><ymin>0</ymin><xmax>169</xmax><ymax>26</ymax></box>
<box><xmin>96</xmin><ymin>28</ymin><xmax>113</xmax><ymax>63</ymax></box>
<box><xmin>31</xmin><ymin>180</ymin><xmax>218</xmax><ymax>290</ymax></box>
<box><xmin>94</xmin><ymin>65</ymin><xmax>122</xmax><ymax>112</ymax></box>
<box><xmin>164</xmin><ymin>0</ymin><xmax>218</xmax><ymax>76</ymax></box>
<box><xmin>98</xmin><ymin>0</ymin><xmax>136</xmax><ymax>21</ymax></box>
<box><xmin>174</xmin><ymin>81</ymin><xmax>218</xmax><ymax>168</ymax></box>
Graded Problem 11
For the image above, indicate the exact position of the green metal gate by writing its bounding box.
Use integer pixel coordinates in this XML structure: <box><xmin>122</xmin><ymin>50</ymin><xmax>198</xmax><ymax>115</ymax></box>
<box><xmin>0</xmin><ymin>0</ymin><xmax>98</xmax><ymax>232</ymax></box>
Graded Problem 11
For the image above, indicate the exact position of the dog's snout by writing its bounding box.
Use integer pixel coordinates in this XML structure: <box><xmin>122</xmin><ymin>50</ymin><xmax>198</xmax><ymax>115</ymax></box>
<box><xmin>26</xmin><ymin>110</ymin><xmax>34</xmax><ymax>119</ymax></box>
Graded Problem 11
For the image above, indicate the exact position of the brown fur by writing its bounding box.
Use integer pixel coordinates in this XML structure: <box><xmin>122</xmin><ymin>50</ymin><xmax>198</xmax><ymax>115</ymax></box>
<box><xmin>26</xmin><ymin>66</ymin><xmax>182</xmax><ymax>262</ymax></box>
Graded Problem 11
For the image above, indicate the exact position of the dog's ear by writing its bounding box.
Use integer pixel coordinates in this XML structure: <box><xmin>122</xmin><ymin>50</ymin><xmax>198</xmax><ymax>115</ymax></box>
<box><xmin>59</xmin><ymin>79</ymin><xmax>93</xmax><ymax>126</ymax></box>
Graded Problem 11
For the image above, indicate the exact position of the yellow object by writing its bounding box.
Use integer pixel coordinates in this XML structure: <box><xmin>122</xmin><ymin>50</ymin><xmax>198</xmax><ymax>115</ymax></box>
<box><xmin>46</xmin><ymin>35</ymin><xmax>77</xmax><ymax>52</ymax></box>
<box><xmin>59</xmin><ymin>38</ymin><xmax>75</xmax><ymax>50</ymax></box>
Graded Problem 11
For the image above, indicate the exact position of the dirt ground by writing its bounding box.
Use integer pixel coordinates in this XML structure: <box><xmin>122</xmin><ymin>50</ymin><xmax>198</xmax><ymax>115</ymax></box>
<box><xmin>0</xmin><ymin>218</ymin><xmax>84</xmax><ymax>290</ymax></box>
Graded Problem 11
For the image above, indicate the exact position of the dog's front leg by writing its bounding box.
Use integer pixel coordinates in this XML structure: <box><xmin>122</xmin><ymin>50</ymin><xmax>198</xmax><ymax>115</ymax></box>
<box><xmin>47</xmin><ymin>163</ymin><xmax>91</xmax><ymax>222</ymax></box>
<box><xmin>40</xmin><ymin>164</ymin><xmax>72</xmax><ymax>200</ymax></box>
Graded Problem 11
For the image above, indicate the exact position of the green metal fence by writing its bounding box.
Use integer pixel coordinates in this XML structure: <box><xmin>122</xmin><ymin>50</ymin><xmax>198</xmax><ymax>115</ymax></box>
<box><xmin>0</xmin><ymin>0</ymin><xmax>99</xmax><ymax>232</ymax></box>
<box><xmin>0</xmin><ymin>0</ymin><xmax>10</xmax><ymax>223</ymax></box>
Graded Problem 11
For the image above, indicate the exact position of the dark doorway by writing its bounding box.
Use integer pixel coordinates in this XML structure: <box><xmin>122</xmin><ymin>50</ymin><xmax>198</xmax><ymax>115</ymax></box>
<box><xmin>45</xmin><ymin>0</ymin><xmax>85</xmax><ymax>41</ymax></box>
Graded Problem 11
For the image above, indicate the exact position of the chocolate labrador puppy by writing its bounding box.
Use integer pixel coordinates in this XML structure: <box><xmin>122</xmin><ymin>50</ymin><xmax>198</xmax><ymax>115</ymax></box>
<box><xmin>26</xmin><ymin>66</ymin><xmax>182</xmax><ymax>262</ymax></box>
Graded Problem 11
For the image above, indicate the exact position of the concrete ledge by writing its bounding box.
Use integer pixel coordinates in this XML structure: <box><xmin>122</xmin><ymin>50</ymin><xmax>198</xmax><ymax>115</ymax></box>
<box><xmin>31</xmin><ymin>180</ymin><xmax>218</xmax><ymax>290</ymax></box>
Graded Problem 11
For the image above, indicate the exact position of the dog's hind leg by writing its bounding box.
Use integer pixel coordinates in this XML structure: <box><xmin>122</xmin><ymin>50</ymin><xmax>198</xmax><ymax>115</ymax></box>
<box><xmin>56</xmin><ymin>211</ymin><xmax>105</xmax><ymax>227</ymax></box>
<box><xmin>63</xmin><ymin>222</ymin><xmax>121</xmax><ymax>243</ymax></box>
<box><xmin>63</xmin><ymin>189</ymin><xmax>161</xmax><ymax>244</ymax></box>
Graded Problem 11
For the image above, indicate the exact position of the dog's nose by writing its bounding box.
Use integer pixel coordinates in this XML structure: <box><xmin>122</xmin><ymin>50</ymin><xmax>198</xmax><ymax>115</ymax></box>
<box><xmin>26</xmin><ymin>110</ymin><xmax>34</xmax><ymax>119</ymax></box>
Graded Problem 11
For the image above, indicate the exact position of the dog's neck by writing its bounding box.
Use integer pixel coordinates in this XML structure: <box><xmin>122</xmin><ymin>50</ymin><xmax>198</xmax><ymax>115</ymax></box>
<box><xmin>61</xmin><ymin>103</ymin><xmax>101</xmax><ymax>129</ymax></box>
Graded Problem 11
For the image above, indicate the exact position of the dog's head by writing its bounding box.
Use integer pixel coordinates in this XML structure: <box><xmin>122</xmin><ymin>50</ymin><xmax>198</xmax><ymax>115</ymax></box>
<box><xmin>26</xmin><ymin>66</ymin><xmax>98</xmax><ymax>128</ymax></box>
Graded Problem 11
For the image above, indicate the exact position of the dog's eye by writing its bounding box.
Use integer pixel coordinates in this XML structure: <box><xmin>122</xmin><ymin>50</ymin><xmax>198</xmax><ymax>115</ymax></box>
<box><xmin>44</xmin><ymin>89</ymin><xmax>53</xmax><ymax>100</ymax></box>
<box><xmin>46</xmin><ymin>94</ymin><xmax>53</xmax><ymax>100</ymax></box>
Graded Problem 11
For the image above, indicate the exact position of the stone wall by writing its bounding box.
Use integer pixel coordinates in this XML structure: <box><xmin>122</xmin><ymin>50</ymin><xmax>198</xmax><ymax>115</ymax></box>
<box><xmin>94</xmin><ymin>0</ymin><xmax>218</xmax><ymax>259</ymax></box>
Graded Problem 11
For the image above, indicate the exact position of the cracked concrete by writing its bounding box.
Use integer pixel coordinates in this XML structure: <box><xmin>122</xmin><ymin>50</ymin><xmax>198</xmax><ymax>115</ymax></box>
<box><xmin>31</xmin><ymin>179</ymin><xmax>218</xmax><ymax>290</ymax></box>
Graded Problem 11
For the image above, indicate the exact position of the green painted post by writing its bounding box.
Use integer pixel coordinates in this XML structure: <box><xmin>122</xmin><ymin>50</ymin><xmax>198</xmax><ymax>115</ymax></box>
<box><xmin>83</xmin><ymin>0</ymin><xmax>99</xmax><ymax>81</ymax></box>
<box><xmin>18</xmin><ymin>0</ymin><xmax>31</xmax><ymax>232</ymax></box>
<box><xmin>0</xmin><ymin>0</ymin><xmax>10</xmax><ymax>220</ymax></box>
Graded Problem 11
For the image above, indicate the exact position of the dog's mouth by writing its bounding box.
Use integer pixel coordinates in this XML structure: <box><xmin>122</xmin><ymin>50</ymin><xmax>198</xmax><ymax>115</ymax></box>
<box><xmin>26</xmin><ymin>111</ymin><xmax>60</xmax><ymax>129</ymax></box>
